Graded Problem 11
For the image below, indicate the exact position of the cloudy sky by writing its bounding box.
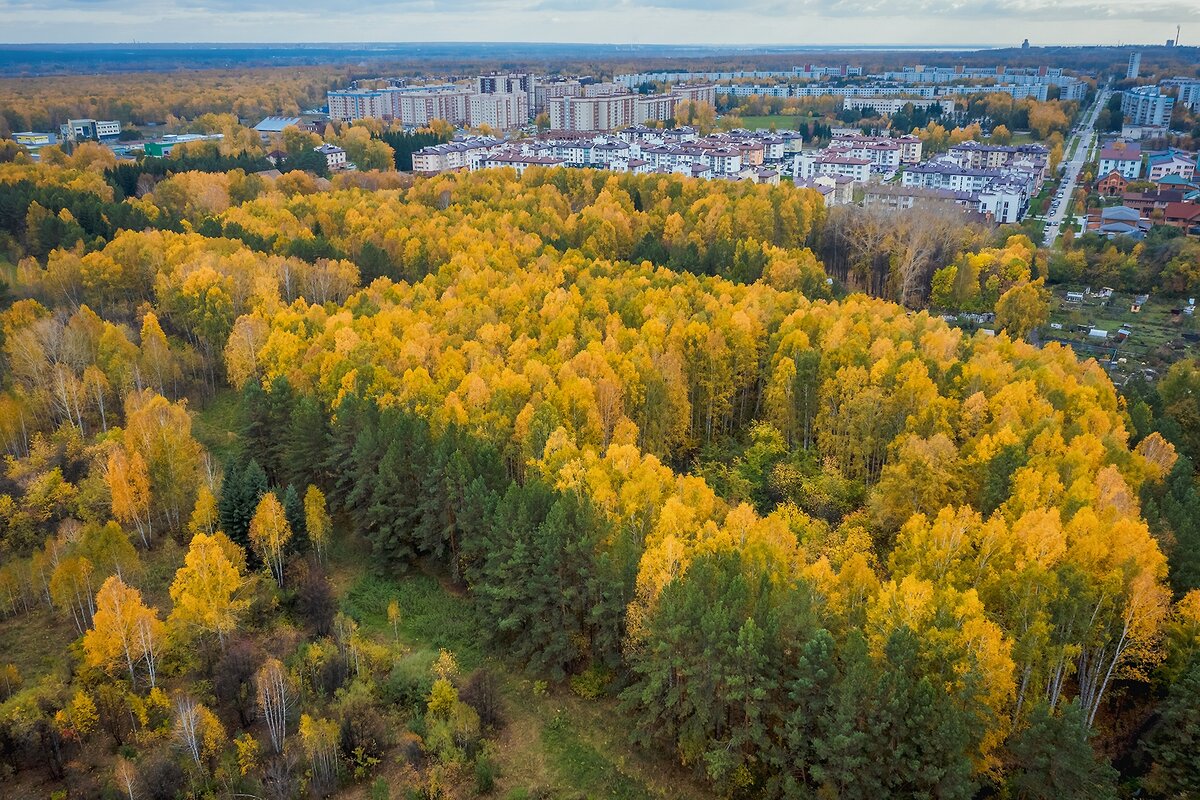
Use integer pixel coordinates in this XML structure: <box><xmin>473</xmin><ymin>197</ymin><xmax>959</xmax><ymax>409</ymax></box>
<box><xmin>1</xmin><ymin>0</ymin><xmax>1196</xmax><ymax>45</ymax></box>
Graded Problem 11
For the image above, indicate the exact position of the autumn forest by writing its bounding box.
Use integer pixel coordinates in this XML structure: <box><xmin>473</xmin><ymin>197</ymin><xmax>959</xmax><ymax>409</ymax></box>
<box><xmin>0</xmin><ymin>130</ymin><xmax>1199</xmax><ymax>800</ymax></box>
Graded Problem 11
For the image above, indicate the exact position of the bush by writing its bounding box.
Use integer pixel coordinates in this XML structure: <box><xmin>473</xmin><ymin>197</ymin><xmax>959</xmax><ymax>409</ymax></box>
<box><xmin>381</xmin><ymin>650</ymin><xmax>437</xmax><ymax>710</ymax></box>
<box><xmin>568</xmin><ymin>665</ymin><xmax>612</xmax><ymax>700</ymax></box>
<box><xmin>475</xmin><ymin>750</ymin><xmax>499</xmax><ymax>794</ymax></box>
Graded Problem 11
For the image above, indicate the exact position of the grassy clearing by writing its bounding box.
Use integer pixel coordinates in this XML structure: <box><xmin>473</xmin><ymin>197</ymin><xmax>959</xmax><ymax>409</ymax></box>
<box><xmin>335</xmin><ymin>549</ymin><xmax>712</xmax><ymax>800</ymax></box>
<box><xmin>190</xmin><ymin>386</ymin><xmax>242</xmax><ymax>464</ymax></box>
<box><xmin>0</xmin><ymin>605</ymin><xmax>76</xmax><ymax>684</ymax></box>
<box><xmin>341</xmin><ymin>571</ymin><xmax>484</xmax><ymax>671</ymax></box>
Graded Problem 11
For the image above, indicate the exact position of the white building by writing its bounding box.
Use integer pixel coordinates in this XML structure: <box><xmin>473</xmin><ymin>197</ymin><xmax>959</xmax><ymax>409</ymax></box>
<box><xmin>327</xmin><ymin>89</ymin><xmax>392</xmax><ymax>122</ymax></box>
<box><xmin>64</xmin><ymin>118</ymin><xmax>121</xmax><ymax>141</ymax></box>
<box><xmin>1127</xmin><ymin>52</ymin><xmax>1142</xmax><ymax>80</ymax></box>
<box><xmin>794</xmin><ymin>152</ymin><xmax>871</xmax><ymax>183</ymax></box>
<box><xmin>842</xmin><ymin>97</ymin><xmax>956</xmax><ymax>116</ymax></box>
<box><xmin>1122</xmin><ymin>86</ymin><xmax>1174</xmax><ymax>128</ymax></box>
<box><xmin>548</xmin><ymin>93</ymin><xmax>679</xmax><ymax>132</ymax></box>
<box><xmin>315</xmin><ymin>143</ymin><xmax>347</xmax><ymax>170</ymax></box>
<box><xmin>669</xmin><ymin>84</ymin><xmax>717</xmax><ymax>107</ymax></box>
<box><xmin>1098</xmin><ymin>142</ymin><xmax>1142</xmax><ymax>180</ymax></box>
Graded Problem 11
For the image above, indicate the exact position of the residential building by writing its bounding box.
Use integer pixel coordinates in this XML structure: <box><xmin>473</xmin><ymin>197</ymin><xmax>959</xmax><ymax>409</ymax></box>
<box><xmin>468</xmin><ymin>92</ymin><xmax>529</xmax><ymax>131</ymax></box>
<box><xmin>901</xmin><ymin>158</ymin><xmax>1038</xmax><ymax>223</ymax></box>
<box><xmin>948</xmin><ymin>141</ymin><xmax>1049</xmax><ymax>171</ymax></box>
<box><xmin>477</xmin><ymin>74</ymin><xmax>536</xmax><ymax>119</ymax></box>
<box><xmin>547</xmin><ymin>93</ymin><xmax>678</xmax><ymax>132</ymax></box>
<box><xmin>1087</xmin><ymin>205</ymin><xmax>1151</xmax><ymax>239</ymax></box>
<box><xmin>669</xmin><ymin>84</ymin><xmax>717</xmax><ymax>106</ymax></box>
<box><xmin>794</xmin><ymin>152</ymin><xmax>871</xmax><ymax>183</ymax></box>
<box><xmin>1121</xmin><ymin>86</ymin><xmax>1175</xmax><ymax>128</ymax></box>
<box><xmin>1098</xmin><ymin>142</ymin><xmax>1143</xmax><ymax>180</ymax></box>
<box><xmin>327</xmin><ymin>89</ymin><xmax>392</xmax><ymax>122</ymax></box>
<box><xmin>1160</xmin><ymin>202</ymin><xmax>1200</xmax><ymax>231</ymax></box>
<box><xmin>410</xmin><ymin>137</ymin><xmax>504</xmax><ymax>173</ymax></box>
<box><xmin>1146</xmin><ymin>150</ymin><xmax>1196</xmax><ymax>182</ymax></box>
<box><xmin>864</xmin><ymin>184</ymin><xmax>978</xmax><ymax>215</ymax></box>
<box><xmin>795</xmin><ymin>174</ymin><xmax>855</xmax><ymax>207</ymax></box>
<box><xmin>842</xmin><ymin>97</ymin><xmax>956</xmax><ymax>116</ymax></box>
<box><xmin>1127</xmin><ymin>52</ymin><xmax>1142</xmax><ymax>80</ymax></box>
<box><xmin>394</xmin><ymin>89</ymin><xmax>471</xmax><ymax>127</ymax></box>
<box><xmin>534</xmin><ymin>79</ymin><xmax>583</xmax><ymax>115</ymax></box>
<box><xmin>315</xmin><ymin>143</ymin><xmax>347</xmax><ymax>170</ymax></box>
<box><xmin>1122</xmin><ymin>188</ymin><xmax>1186</xmax><ymax>214</ymax></box>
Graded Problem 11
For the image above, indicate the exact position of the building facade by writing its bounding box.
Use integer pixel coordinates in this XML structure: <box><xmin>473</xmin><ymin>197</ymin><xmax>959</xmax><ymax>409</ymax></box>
<box><xmin>1122</xmin><ymin>86</ymin><xmax>1174</xmax><ymax>128</ymax></box>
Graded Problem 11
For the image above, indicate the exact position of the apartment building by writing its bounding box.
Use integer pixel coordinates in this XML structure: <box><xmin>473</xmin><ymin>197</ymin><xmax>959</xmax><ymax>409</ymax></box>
<box><xmin>410</xmin><ymin>137</ymin><xmax>503</xmax><ymax>173</ymax></box>
<box><xmin>842</xmin><ymin>97</ymin><xmax>956</xmax><ymax>116</ymax></box>
<box><xmin>1098</xmin><ymin>142</ymin><xmax>1143</xmax><ymax>180</ymax></box>
<box><xmin>548</xmin><ymin>93</ymin><xmax>678</xmax><ymax>132</ymax></box>
<box><xmin>394</xmin><ymin>89</ymin><xmax>472</xmax><ymax>127</ymax></box>
<box><xmin>327</xmin><ymin>86</ymin><xmax>472</xmax><ymax>125</ymax></box>
<box><xmin>794</xmin><ymin>152</ymin><xmax>871</xmax><ymax>183</ymax></box>
<box><xmin>468</xmin><ymin>92</ymin><xmax>529</xmax><ymax>131</ymax></box>
<box><xmin>327</xmin><ymin>89</ymin><xmax>392</xmax><ymax>122</ymax></box>
<box><xmin>1164</xmin><ymin>79</ymin><xmax>1200</xmax><ymax>111</ymax></box>
<box><xmin>1146</xmin><ymin>151</ymin><xmax>1197</xmax><ymax>182</ymax></box>
<box><xmin>669</xmin><ymin>84</ymin><xmax>717</xmax><ymax>106</ymax></box>
<box><xmin>534</xmin><ymin>79</ymin><xmax>583</xmax><ymax>115</ymax></box>
<box><xmin>1127</xmin><ymin>52</ymin><xmax>1142</xmax><ymax>80</ymax></box>
<box><xmin>1122</xmin><ymin>86</ymin><xmax>1174</xmax><ymax>129</ymax></box>
<box><xmin>901</xmin><ymin>159</ymin><xmax>1036</xmax><ymax>222</ymax></box>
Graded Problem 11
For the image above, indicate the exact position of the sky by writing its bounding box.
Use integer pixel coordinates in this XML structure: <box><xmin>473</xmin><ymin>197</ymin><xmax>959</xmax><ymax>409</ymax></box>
<box><xmin>0</xmin><ymin>0</ymin><xmax>1197</xmax><ymax>46</ymax></box>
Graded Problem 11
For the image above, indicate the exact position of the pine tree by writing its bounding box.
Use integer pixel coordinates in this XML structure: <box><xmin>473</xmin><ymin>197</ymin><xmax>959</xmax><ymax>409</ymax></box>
<box><xmin>1007</xmin><ymin>700</ymin><xmax>1118</xmax><ymax>800</ymax></box>
<box><xmin>281</xmin><ymin>483</ymin><xmax>307</xmax><ymax>555</ymax></box>
<box><xmin>1143</xmin><ymin>657</ymin><xmax>1200</xmax><ymax>797</ymax></box>
<box><xmin>284</xmin><ymin>395</ymin><xmax>329</xmax><ymax>489</ymax></box>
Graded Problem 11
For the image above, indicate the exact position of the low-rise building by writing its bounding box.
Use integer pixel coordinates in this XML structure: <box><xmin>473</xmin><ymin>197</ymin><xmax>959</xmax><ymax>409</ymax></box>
<box><xmin>63</xmin><ymin>118</ymin><xmax>121</xmax><ymax>142</ymax></box>
<box><xmin>1096</xmin><ymin>171</ymin><xmax>1129</xmax><ymax>196</ymax></box>
<box><xmin>1146</xmin><ymin>150</ymin><xmax>1197</xmax><ymax>183</ymax></box>
<box><xmin>142</xmin><ymin>133</ymin><xmax>224</xmax><ymax>157</ymax></box>
<box><xmin>254</xmin><ymin>116</ymin><xmax>302</xmax><ymax>140</ymax></box>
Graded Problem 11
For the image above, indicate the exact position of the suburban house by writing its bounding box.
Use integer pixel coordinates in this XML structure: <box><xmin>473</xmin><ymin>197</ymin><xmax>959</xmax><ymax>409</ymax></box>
<box><xmin>315</xmin><ymin>143</ymin><xmax>348</xmax><ymax>170</ymax></box>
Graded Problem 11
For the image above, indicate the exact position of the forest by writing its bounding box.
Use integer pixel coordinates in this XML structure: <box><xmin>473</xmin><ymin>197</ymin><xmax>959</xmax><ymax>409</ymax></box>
<box><xmin>0</xmin><ymin>143</ymin><xmax>1199</xmax><ymax>800</ymax></box>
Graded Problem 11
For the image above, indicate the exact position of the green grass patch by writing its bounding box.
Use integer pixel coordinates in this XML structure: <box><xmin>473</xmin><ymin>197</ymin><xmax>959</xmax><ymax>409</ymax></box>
<box><xmin>0</xmin><ymin>606</ymin><xmax>76</xmax><ymax>684</ymax></box>
<box><xmin>190</xmin><ymin>386</ymin><xmax>242</xmax><ymax>464</ymax></box>
<box><xmin>541</xmin><ymin>712</ymin><xmax>657</xmax><ymax>800</ymax></box>
<box><xmin>341</xmin><ymin>571</ymin><xmax>484</xmax><ymax>670</ymax></box>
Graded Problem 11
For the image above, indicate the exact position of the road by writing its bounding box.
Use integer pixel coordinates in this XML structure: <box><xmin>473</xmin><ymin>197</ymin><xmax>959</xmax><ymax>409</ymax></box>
<box><xmin>1041</xmin><ymin>88</ymin><xmax>1108</xmax><ymax>247</ymax></box>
